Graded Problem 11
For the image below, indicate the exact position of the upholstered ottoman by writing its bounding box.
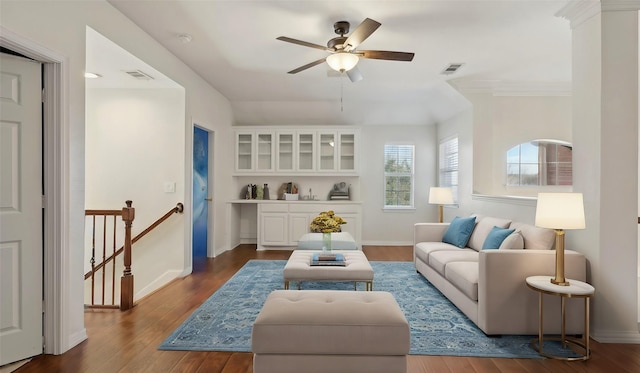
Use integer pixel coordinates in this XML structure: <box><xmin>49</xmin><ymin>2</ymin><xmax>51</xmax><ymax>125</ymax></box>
<box><xmin>251</xmin><ymin>290</ymin><xmax>410</xmax><ymax>373</ymax></box>
<box><xmin>283</xmin><ymin>250</ymin><xmax>374</xmax><ymax>290</ymax></box>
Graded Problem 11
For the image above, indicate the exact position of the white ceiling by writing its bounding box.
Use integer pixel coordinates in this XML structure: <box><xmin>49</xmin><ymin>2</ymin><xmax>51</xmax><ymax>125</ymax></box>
<box><xmin>99</xmin><ymin>0</ymin><xmax>575</xmax><ymax>127</ymax></box>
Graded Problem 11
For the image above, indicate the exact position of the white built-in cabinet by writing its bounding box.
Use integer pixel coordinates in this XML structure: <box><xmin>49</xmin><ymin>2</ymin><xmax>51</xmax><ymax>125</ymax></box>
<box><xmin>257</xmin><ymin>202</ymin><xmax>361</xmax><ymax>250</ymax></box>
<box><xmin>235</xmin><ymin>131</ymin><xmax>275</xmax><ymax>172</ymax></box>
<box><xmin>235</xmin><ymin>127</ymin><xmax>358</xmax><ymax>175</ymax></box>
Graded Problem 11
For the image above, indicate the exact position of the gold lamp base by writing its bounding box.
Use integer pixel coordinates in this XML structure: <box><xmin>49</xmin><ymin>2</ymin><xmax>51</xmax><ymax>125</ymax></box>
<box><xmin>551</xmin><ymin>229</ymin><xmax>570</xmax><ymax>286</ymax></box>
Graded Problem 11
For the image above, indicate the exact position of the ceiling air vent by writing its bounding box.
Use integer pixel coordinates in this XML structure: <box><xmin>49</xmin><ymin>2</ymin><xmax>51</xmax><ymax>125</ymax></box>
<box><xmin>440</xmin><ymin>63</ymin><xmax>464</xmax><ymax>75</ymax></box>
<box><xmin>124</xmin><ymin>69</ymin><xmax>155</xmax><ymax>80</ymax></box>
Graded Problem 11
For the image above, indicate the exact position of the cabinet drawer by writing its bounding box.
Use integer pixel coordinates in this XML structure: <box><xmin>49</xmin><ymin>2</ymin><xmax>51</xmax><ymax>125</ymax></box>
<box><xmin>260</xmin><ymin>203</ymin><xmax>289</xmax><ymax>213</ymax></box>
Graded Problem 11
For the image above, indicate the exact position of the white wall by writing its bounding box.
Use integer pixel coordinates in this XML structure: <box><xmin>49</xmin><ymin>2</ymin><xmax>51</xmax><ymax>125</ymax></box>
<box><xmin>570</xmin><ymin>8</ymin><xmax>639</xmax><ymax>343</ymax></box>
<box><xmin>85</xmin><ymin>88</ymin><xmax>186</xmax><ymax>299</ymax></box>
<box><xmin>359</xmin><ymin>125</ymin><xmax>438</xmax><ymax>245</ymax></box>
<box><xmin>1</xmin><ymin>0</ymin><xmax>233</xmax><ymax>353</ymax></box>
<box><xmin>465</xmin><ymin>92</ymin><xmax>573</xmax><ymax>197</ymax></box>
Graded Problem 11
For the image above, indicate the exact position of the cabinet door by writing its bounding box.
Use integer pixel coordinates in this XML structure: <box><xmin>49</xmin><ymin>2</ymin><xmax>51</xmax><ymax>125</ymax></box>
<box><xmin>235</xmin><ymin>131</ymin><xmax>254</xmax><ymax>171</ymax></box>
<box><xmin>297</xmin><ymin>132</ymin><xmax>315</xmax><ymax>171</ymax></box>
<box><xmin>260</xmin><ymin>213</ymin><xmax>288</xmax><ymax>245</ymax></box>
<box><xmin>338</xmin><ymin>213</ymin><xmax>360</xmax><ymax>245</ymax></box>
<box><xmin>317</xmin><ymin>132</ymin><xmax>337</xmax><ymax>171</ymax></box>
<box><xmin>289</xmin><ymin>213</ymin><xmax>311</xmax><ymax>244</ymax></box>
<box><xmin>255</xmin><ymin>132</ymin><xmax>275</xmax><ymax>172</ymax></box>
<box><xmin>338</xmin><ymin>131</ymin><xmax>357</xmax><ymax>172</ymax></box>
<box><xmin>276</xmin><ymin>132</ymin><xmax>295</xmax><ymax>172</ymax></box>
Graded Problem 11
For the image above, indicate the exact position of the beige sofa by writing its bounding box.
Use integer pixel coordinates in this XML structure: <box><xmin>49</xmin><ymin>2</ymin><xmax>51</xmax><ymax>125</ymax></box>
<box><xmin>414</xmin><ymin>214</ymin><xmax>587</xmax><ymax>336</ymax></box>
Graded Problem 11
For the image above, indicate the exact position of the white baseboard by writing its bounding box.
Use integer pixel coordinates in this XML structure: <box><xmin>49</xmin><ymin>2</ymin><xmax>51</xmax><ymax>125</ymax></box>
<box><xmin>135</xmin><ymin>270</ymin><xmax>182</xmax><ymax>301</ymax></box>
<box><xmin>67</xmin><ymin>328</ymin><xmax>88</xmax><ymax>351</ymax></box>
<box><xmin>591</xmin><ymin>329</ymin><xmax>640</xmax><ymax>343</ymax></box>
<box><xmin>361</xmin><ymin>240</ymin><xmax>414</xmax><ymax>246</ymax></box>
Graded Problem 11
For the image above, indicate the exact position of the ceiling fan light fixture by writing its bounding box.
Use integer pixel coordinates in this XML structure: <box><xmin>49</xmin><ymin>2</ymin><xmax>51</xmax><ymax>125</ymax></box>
<box><xmin>326</xmin><ymin>52</ymin><xmax>359</xmax><ymax>72</ymax></box>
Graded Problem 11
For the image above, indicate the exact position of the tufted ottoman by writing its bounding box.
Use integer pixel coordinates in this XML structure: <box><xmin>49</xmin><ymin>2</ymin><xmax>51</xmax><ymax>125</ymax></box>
<box><xmin>283</xmin><ymin>250</ymin><xmax>374</xmax><ymax>290</ymax></box>
<box><xmin>251</xmin><ymin>290</ymin><xmax>410</xmax><ymax>373</ymax></box>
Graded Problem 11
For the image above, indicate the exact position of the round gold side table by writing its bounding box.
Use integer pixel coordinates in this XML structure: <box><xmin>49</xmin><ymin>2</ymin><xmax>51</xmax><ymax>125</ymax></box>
<box><xmin>525</xmin><ymin>275</ymin><xmax>595</xmax><ymax>361</ymax></box>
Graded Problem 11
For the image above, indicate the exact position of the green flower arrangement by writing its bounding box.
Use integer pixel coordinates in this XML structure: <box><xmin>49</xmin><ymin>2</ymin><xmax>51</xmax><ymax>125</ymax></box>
<box><xmin>309</xmin><ymin>210</ymin><xmax>346</xmax><ymax>233</ymax></box>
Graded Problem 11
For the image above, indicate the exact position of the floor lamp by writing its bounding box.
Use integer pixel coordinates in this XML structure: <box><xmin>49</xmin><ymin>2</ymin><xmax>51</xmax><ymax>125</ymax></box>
<box><xmin>534</xmin><ymin>193</ymin><xmax>585</xmax><ymax>286</ymax></box>
<box><xmin>429</xmin><ymin>187</ymin><xmax>454</xmax><ymax>223</ymax></box>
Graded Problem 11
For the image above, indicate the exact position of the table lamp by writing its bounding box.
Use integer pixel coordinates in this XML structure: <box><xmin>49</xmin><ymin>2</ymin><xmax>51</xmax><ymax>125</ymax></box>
<box><xmin>535</xmin><ymin>192</ymin><xmax>585</xmax><ymax>286</ymax></box>
<box><xmin>429</xmin><ymin>187</ymin><xmax>454</xmax><ymax>223</ymax></box>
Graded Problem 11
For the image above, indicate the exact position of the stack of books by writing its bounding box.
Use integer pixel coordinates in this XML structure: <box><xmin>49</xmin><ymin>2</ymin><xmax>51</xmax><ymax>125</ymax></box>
<box><xmin>310</xmin><ymin>253</ymin><xmax>346</xmax><ymax>266</ymax></box>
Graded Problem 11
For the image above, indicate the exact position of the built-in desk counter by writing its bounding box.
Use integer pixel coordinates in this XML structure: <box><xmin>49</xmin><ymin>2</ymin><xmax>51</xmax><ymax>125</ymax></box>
<box><xmin>227</xmin><ymin>200</ymin><xmax>362</xmax><ymax>250</ymax></box>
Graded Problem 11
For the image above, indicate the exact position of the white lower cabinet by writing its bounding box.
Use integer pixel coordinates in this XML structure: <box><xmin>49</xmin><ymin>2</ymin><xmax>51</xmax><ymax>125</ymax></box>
<box><xmin>257</xmin><ymin>202</ymin><xmax>361</xmax><ymax>250</ymax></box>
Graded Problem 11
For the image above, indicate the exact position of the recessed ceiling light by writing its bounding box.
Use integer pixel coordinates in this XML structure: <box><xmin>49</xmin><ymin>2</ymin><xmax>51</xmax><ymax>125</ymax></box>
<box><xmin>84</xmin><ymin>72</ymin><xmax>102</xmax><ymax>79</ymax></box>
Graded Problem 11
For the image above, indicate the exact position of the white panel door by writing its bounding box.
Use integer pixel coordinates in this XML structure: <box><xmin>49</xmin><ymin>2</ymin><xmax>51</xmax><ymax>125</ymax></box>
<box><xmin>0</xmin><ymin>53</ymin><xmax>43</xmax><ymax>365</ymax></box>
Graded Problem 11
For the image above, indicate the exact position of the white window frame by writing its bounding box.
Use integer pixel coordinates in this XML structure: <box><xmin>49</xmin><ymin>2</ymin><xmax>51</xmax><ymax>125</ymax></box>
<box><xmin>383</xmin><ymin>144</ymin><xmax>415</xmax><ymax>210</ymax></box>
<box><xmin>439</xmin><ymin>136</ymin><xmax>459</xmax><ymax>203</ymax></box>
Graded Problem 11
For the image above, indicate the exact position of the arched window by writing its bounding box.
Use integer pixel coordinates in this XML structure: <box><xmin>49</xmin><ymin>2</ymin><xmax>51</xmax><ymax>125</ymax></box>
<box><xmin>506</xmin><ymin>140</ymin><xmax>572</xmax><ymax>186</ymax></box>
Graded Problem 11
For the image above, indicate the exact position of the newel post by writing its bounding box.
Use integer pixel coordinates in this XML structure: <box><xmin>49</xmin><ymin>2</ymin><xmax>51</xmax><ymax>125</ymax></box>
<box><xmin>120</xmin><ymin>200</ymin><xmax>135</xmax><ymax>311</ymax></box>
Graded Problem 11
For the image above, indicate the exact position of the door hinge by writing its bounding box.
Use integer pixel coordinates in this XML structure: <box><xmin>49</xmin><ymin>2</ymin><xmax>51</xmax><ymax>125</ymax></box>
<box><xmin>42</xmin><ymin>88</ymin><xmax>45</xmax><ymax>103</ymax></box>
<box><xmin>42</xmin><ymin>195</ymin><xmax>46</xmax><ymax>208</ymax></box>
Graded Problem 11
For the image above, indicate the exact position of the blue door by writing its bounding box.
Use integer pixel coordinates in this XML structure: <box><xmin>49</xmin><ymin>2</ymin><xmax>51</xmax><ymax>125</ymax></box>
<box><xmin>192</xmin><ymin>127</ymin><xmax>208</xmax><ymax>258</ymax></box>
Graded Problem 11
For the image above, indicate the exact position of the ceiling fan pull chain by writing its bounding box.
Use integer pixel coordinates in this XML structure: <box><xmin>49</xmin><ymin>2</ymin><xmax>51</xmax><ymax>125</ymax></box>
<box><xmin>341</xmin><ymin>76</ymin><xmax>344</xmax><ymax>112</ymax></box>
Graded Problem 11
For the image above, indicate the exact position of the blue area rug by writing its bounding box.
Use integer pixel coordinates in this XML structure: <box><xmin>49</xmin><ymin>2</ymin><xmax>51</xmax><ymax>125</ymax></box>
<box><xmin>159</xmin><ymin>260</ymin><xmax>576</xmax><ymax>358</ymax></box>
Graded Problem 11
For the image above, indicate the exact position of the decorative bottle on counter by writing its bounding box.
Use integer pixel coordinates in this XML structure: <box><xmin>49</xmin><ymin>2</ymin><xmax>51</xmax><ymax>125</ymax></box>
<box><xmin>251</xmin><ymin>184</ymin><xmax>257</xmax><ymax>199</ymax></box>
<box><xmin>245</xmin><ymin>184</ymin><xmax>251</xmax><ymax>199</ymax></box>
<box><xmin>256</xmin><ymin>184</ymin><xmax>264</xmax><ymax>200</ymax></box>
<box><xmin>263</xmin><ymin>184</ymin><xmax>270</xmax><ymax>200</ymax></box>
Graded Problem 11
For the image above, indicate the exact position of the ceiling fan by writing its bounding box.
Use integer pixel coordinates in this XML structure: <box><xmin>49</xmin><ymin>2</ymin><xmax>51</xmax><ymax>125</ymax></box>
<box><xmin>277</xmin><ymin>18</ymin><xmax>415</xmax><ymax>82</ymax></box>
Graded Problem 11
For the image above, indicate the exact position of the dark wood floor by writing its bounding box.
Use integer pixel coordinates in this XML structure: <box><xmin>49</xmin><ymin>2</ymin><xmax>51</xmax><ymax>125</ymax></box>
<box><xmin>15</xmin><ymin>245</ymin><xmax>640</xmax><ymax>372</ymax></box>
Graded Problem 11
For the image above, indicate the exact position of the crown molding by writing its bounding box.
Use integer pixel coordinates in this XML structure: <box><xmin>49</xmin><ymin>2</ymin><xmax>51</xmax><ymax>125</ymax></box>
<box><xmin>555</xmin><ymin>1</ymin><xmax>601</xmax><ymax>29</ymax></box>
<box><xmin>450</xmin><ymin>80</ymin><xmax>571</xmax><ymax>97</ymax></box>
<box><xmin>601</xmin><ymin>0</ymin><xmax>640</xmax><ymax>11</ymax></box>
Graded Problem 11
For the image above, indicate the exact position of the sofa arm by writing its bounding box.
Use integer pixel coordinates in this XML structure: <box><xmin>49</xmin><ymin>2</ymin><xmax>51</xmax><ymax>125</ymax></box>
<box><xmin>413</xmin><ymin>223</ymin><xmax>449</xmax><ymax>245</ymax></box>
<box><xmin>477</xmin><ymin>249</ymin><xmax>587</xmax><ymax>335</ymax></box>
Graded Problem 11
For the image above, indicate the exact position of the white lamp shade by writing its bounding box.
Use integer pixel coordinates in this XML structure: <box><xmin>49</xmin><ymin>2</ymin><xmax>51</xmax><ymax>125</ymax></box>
<box><xmin>428</xmin><ymin>187</ymin><xmax>454</xmax><ymax>205</ymax></box>
<box><xmin>326</xmin><ymin>52</ymin><xmax>359</xmax><ymax>72</ymax></box>
<box><xmin>535</xmin><ymin>192</ymin><xmax>585</xmax><ymax>229</ymax></box>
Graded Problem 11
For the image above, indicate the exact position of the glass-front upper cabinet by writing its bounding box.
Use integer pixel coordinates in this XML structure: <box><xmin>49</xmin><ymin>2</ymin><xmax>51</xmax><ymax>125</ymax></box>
<box><xmin>276</xmin><ymin>132</ymin><xmax>294</xmax><ymax>172</ymax></box>
<box><xmin>235</xmin><ymin>131</ymin><xmax>254</xmax><ymax>172</ymax></box>
<box><xmin>338</xmin><ymin>131</ymin><xmax>356</xmax><ymax>172</ymax></box>
<box><xmin>317</xmin><ymin>132</ymin><xmax>337</xmax><ymax>171</ymax></box>
<box><xmin>297</xmin><ymin>132</ymin><xmax>315</xmax><ymax>171</ymax></box>
<box><xmin>256</xmin><ymin>132</ymin><xmax>275</xmax><ymax>171</ymax></box>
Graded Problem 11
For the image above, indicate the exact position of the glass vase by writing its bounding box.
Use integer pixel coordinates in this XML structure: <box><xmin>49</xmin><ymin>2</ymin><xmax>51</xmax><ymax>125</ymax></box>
<box><xmin>322</xmin><ymin>232</ymin><xmax>332</xmax><ymax>252</ymax></box>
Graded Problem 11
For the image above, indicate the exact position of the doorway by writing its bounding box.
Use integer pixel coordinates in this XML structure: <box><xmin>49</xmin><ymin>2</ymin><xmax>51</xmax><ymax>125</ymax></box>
<box><xmin>192</xmin><ymin>125</ymin><xmax>214</xmax><ymax>261</ymax></box>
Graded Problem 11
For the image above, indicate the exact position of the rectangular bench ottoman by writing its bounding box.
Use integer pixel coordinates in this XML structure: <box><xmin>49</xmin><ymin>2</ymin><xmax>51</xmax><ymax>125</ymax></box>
<box><xmin>251</xmin><ymin>290</ymin><xmax>410</xmax><ymax>373</ymax></box>
<box><xmin>283</xmin><ymin>250</ymin><xmax>374</xmax><ymax>290</ymax></box>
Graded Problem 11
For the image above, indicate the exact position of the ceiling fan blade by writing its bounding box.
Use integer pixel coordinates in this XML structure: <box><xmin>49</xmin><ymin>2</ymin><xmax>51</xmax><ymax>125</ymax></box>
<box><xmin>277</xmin><ymin>36</ymin><xmax>329</xmax><ymax>51</ymax></box>
<box><xmin>343</xmin><ymin>18</ymin><xmax>381</xmax><ymax>51</ymax></box>
<box><xmin>346</xmin><ymin>66</ymin><xmax>363</xmax><ymax>83</ymax></box>
<box><xmin>287</xmin><ymin>58</ymin><xmax>327</xmax><ymax>74</ymax></box>
<box><xmin>360</xmin><ymin>50</ymin><xmax>415</xmax><ymax>61</ymax></box>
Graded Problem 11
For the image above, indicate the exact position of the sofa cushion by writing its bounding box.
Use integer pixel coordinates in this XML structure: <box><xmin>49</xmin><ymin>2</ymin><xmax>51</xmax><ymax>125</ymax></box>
<box><xmin>442</xmin><ymin>216</ymin><xmax>476</xmax><ymax>248</ymax></box>
<box><xmin>498</xmin><ymin>231</ymin><xmax>525</xmax><ymax>250</ymax></box>
<box><xmin>445</xmin><ymin>261</ymin><xmax>479</xmax><ymax>301</ymax></box>
<box><xmin>482</xmin><ymin>226</ymin><xmax>516</xmax><ymax>250</ymax></box>
<box><xmin>414</xmin><ymin>242</ymin><xmax>460</xmax><ymax>265</ymax></box>
<box><xmin>509</xmin><ymin>222</ymin><xmax>556</xmax><ymax>250</ymax></box>
<box><xmin>467</xmin><ymin>216</ymin><xmax>512</xmax><ymax>251</ymax></box>
<box><xmin>428</xmin><ymin>249</ymin><xmax>478</xmax><ymax>276</ymax></box>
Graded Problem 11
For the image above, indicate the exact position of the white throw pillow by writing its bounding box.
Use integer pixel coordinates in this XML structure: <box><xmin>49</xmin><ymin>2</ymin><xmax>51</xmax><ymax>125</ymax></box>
<box><xmin>498</xmin><ymin>231</ymin><xmax>525</xmax><ymax>250</ymax></box>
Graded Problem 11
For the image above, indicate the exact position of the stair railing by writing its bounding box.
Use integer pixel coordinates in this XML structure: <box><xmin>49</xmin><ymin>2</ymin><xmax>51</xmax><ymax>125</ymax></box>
<box><xmin>84</xmin><ymin>201</ymin><xmax>184</xmax><ymax>311</ymax></box>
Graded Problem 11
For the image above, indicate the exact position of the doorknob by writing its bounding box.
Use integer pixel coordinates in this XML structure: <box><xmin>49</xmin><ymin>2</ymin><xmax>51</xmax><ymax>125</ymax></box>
<box><xmin>205</xmin><ymin>198</ymin><xmax>212</xmax><ymax>202</ymax></box>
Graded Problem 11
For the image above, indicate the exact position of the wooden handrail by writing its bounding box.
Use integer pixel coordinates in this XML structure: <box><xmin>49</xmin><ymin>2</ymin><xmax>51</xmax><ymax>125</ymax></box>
<box><xmin>84</xmin><ymin>202</ymin><xmax>184</xmax><ymax>280</ymax></box>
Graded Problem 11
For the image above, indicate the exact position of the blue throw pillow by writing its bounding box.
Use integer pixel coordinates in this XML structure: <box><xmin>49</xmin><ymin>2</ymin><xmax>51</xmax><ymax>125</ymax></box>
<box><xmin>482</xmin><ymin>226</ymin><xmax>516</xmax><ymax>250</ymax></box>
<box><xmin>442</xmin><ymin>216</ymin><xmax>477</xmax><ymax>248</ymax></box>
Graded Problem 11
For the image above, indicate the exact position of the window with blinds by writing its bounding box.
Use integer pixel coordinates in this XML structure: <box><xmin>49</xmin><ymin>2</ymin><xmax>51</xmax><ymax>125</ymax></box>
<box><xmin>439</xmin><ymin>137</ymin><xmax>458</xmax><ymax>203</ymax></box>
<box><xmin>384</xmin><ymin>144</ymin><xmax>415</xmax><ymax>208</ymax></box>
